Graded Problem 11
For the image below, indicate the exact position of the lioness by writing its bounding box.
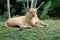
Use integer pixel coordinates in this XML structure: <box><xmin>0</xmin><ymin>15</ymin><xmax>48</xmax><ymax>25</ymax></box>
<box><xmin>5</xmin><ymin>9</ymin><xmax>36</xmax><ymax>30</ymax></box>
<box><xmin>5</xmin><ymin>8</ymin><xmax>47</xmax><ymax>30</ymax></box>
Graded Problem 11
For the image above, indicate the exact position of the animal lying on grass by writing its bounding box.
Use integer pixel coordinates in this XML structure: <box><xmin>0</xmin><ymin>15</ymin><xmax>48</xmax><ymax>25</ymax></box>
<box><xmin>5</xmin><ymin>8</ymin><xmax>47</xmax><ymax>30</ymax></box>
<box><xmin>5</xmin><ymin>13</ymin><xmax>32</xmax><ymax>30</ymax></box>
<box><xmin>5</xmin><ymin>16</ymin><xmax>31</xmax><ymax>30</ymax></box>
<box><xmin>5</xmin><ymin>8</ymin><xmax>37</xmax><ymax>30</ymax></box>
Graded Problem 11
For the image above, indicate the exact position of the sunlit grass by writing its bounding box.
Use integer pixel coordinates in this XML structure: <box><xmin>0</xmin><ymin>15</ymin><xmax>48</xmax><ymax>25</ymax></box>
<box><xmin>0</xmin><ymin>20</ymin><xmax>60</xmax><ymax>40</ymax></box>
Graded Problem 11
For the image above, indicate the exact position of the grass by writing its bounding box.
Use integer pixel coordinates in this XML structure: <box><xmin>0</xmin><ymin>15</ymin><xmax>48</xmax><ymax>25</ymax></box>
<box><xmin>0</xmin><ymin>20</ymin><xmax>60</xmax><ymax>40</ymax></box>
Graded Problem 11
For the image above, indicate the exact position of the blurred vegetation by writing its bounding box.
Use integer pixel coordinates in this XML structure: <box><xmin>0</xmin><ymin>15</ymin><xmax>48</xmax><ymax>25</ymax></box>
<box><xmin>0</xmin><ymin>0</ymin><xmax>60</xmax><ymax>21</ymax></box>
<box><xmin>0</xmin><ymin>20</ymin><xmax>60</xmax><ymax>40</ymax></box>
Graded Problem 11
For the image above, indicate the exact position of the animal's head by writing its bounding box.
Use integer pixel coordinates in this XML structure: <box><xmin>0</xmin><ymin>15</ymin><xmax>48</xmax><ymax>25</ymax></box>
<box><xmin>27</xmin><ymin>8</ymin><xmax>37</xmax><ymax>13</ymax></box>
<box><xmin>28</xmin><ymin>8</ymin><xmax>37</xmax><ymax>13</ymax></box>
<box><xmin>27</xmin><ymin>8</ymin><xmax>37</xmax><ymax>17</ymax></box>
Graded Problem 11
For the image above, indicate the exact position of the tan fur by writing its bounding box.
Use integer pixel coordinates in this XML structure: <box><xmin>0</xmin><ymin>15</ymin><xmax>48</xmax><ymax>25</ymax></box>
<box><xmin>5</xmin><ymin>9</ymin><xmax>36</xmax><ymax>29</ymax></box>
<box><xmin>5</xmin><ymin>16</ymin><xmax>29</xmax><ymax>28</ymax></box>
<box><xmin>5</xmin><ymin>8</ymin><xmax>47</xmax><ymax>29</ymax></box>
<box><xmin>27</xmin><ymin>8</ymin><xmax>47</xmax><ymax>27</ymax></box>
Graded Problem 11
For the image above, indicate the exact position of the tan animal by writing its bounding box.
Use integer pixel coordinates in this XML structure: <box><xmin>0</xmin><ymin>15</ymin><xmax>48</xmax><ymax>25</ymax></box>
<box><xmin>5</xmin><ymin>17</ymin><xmax>31</xmax><ymax>30</ymax></box>
<box><xmin>27</xmin><ymin>8</ymin><xmax>47</xmax><ymax>27</ymax></box>
<box><xmin>5</xmin><ymin>9</ymin><xmax>36</xmax><ymax>29</ymax></box>
<box><xmin>5</xmin><ymin>8</ymin><xmax>47</xmax><ymax>30</ymax></box>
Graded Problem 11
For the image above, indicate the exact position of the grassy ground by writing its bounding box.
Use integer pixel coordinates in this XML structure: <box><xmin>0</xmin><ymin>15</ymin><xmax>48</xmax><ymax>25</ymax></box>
<box><xmin>0</xmin><ymin>20</ymin><xmax>60</xmax><ymax>40</ymax></box>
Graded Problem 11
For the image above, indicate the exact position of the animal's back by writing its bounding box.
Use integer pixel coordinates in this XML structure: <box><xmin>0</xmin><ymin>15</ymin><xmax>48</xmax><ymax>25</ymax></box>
<box><xmin>5</xmin><ymin>16</ymin><xmax>26</xmax><ymax>27</ymax></box>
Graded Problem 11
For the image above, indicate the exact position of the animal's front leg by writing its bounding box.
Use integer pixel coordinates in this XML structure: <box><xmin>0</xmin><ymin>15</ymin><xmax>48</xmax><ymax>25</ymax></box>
<box><xmin>34</xmin><ymin>21</ymin><xmax>47</xmax><ymax>28</ymax></box>
<box><xmin>18</xmin><ymin>24</ymin><xmax>25</xmax><ymax>31</ymax></box>
<box><xmin>21</xmin><ymin>23</ymin><xmax>32</xmax><ymax>29</ymax></box>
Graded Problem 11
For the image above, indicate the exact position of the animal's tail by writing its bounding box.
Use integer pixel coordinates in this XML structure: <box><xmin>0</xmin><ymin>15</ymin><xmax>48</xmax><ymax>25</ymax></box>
<box><xmin>5</xmin><ymin>22</ymin><xmax>11</xmax><ymax>28</ymax></box>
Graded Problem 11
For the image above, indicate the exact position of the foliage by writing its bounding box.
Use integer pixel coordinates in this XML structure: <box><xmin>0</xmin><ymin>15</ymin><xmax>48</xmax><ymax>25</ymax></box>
<box><xmin>31</xmin><ymin>0</ymin><xmax>37</xmax><ymax>8</ymax></box>
<box><xmin>40</xmin><ymin>1</ymin><xmax>52</xmax><ymax>19</ymax></box>
<box><xmin>0</xmin><ymin>12</ymin><xmax>8</xmax><ymax>21</ymax></box>
<box><xmin>37</xmin><ymin>0</ymin><xmax>60</xmax><ymax>19</ymax></box>
<box><xmin>11</xmin><ymin>8</ymin><xmax>16</xmax><ymax>15</ymax></box>
<box><xmin>49</xmin><ymin>0</ymin><xmax>60</xmax><ymax>9</ymax></box>
<box><xmin>0</xmin><ymin>0</ymin><xmax>60</xmax><ymax>20</ymax></box>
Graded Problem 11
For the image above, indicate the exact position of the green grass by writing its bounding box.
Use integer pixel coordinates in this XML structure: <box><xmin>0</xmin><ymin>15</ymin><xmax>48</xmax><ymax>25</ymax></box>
<box><xmin>0</xmin><ymin>20</ymin><xmax>60</xmax><ymax>40</ymax></box>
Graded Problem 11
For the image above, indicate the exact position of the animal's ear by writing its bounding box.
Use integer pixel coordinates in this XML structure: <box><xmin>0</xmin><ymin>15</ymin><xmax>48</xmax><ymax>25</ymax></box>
<box><xmin>34</xmin><ymin>8</ymin><xmax>38</xmax><ymax>11</ymax></box>
<box><xmin>35</xmin><ymin>8</ymin><xmax>38</xmax><ymax>10</ymax></box>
